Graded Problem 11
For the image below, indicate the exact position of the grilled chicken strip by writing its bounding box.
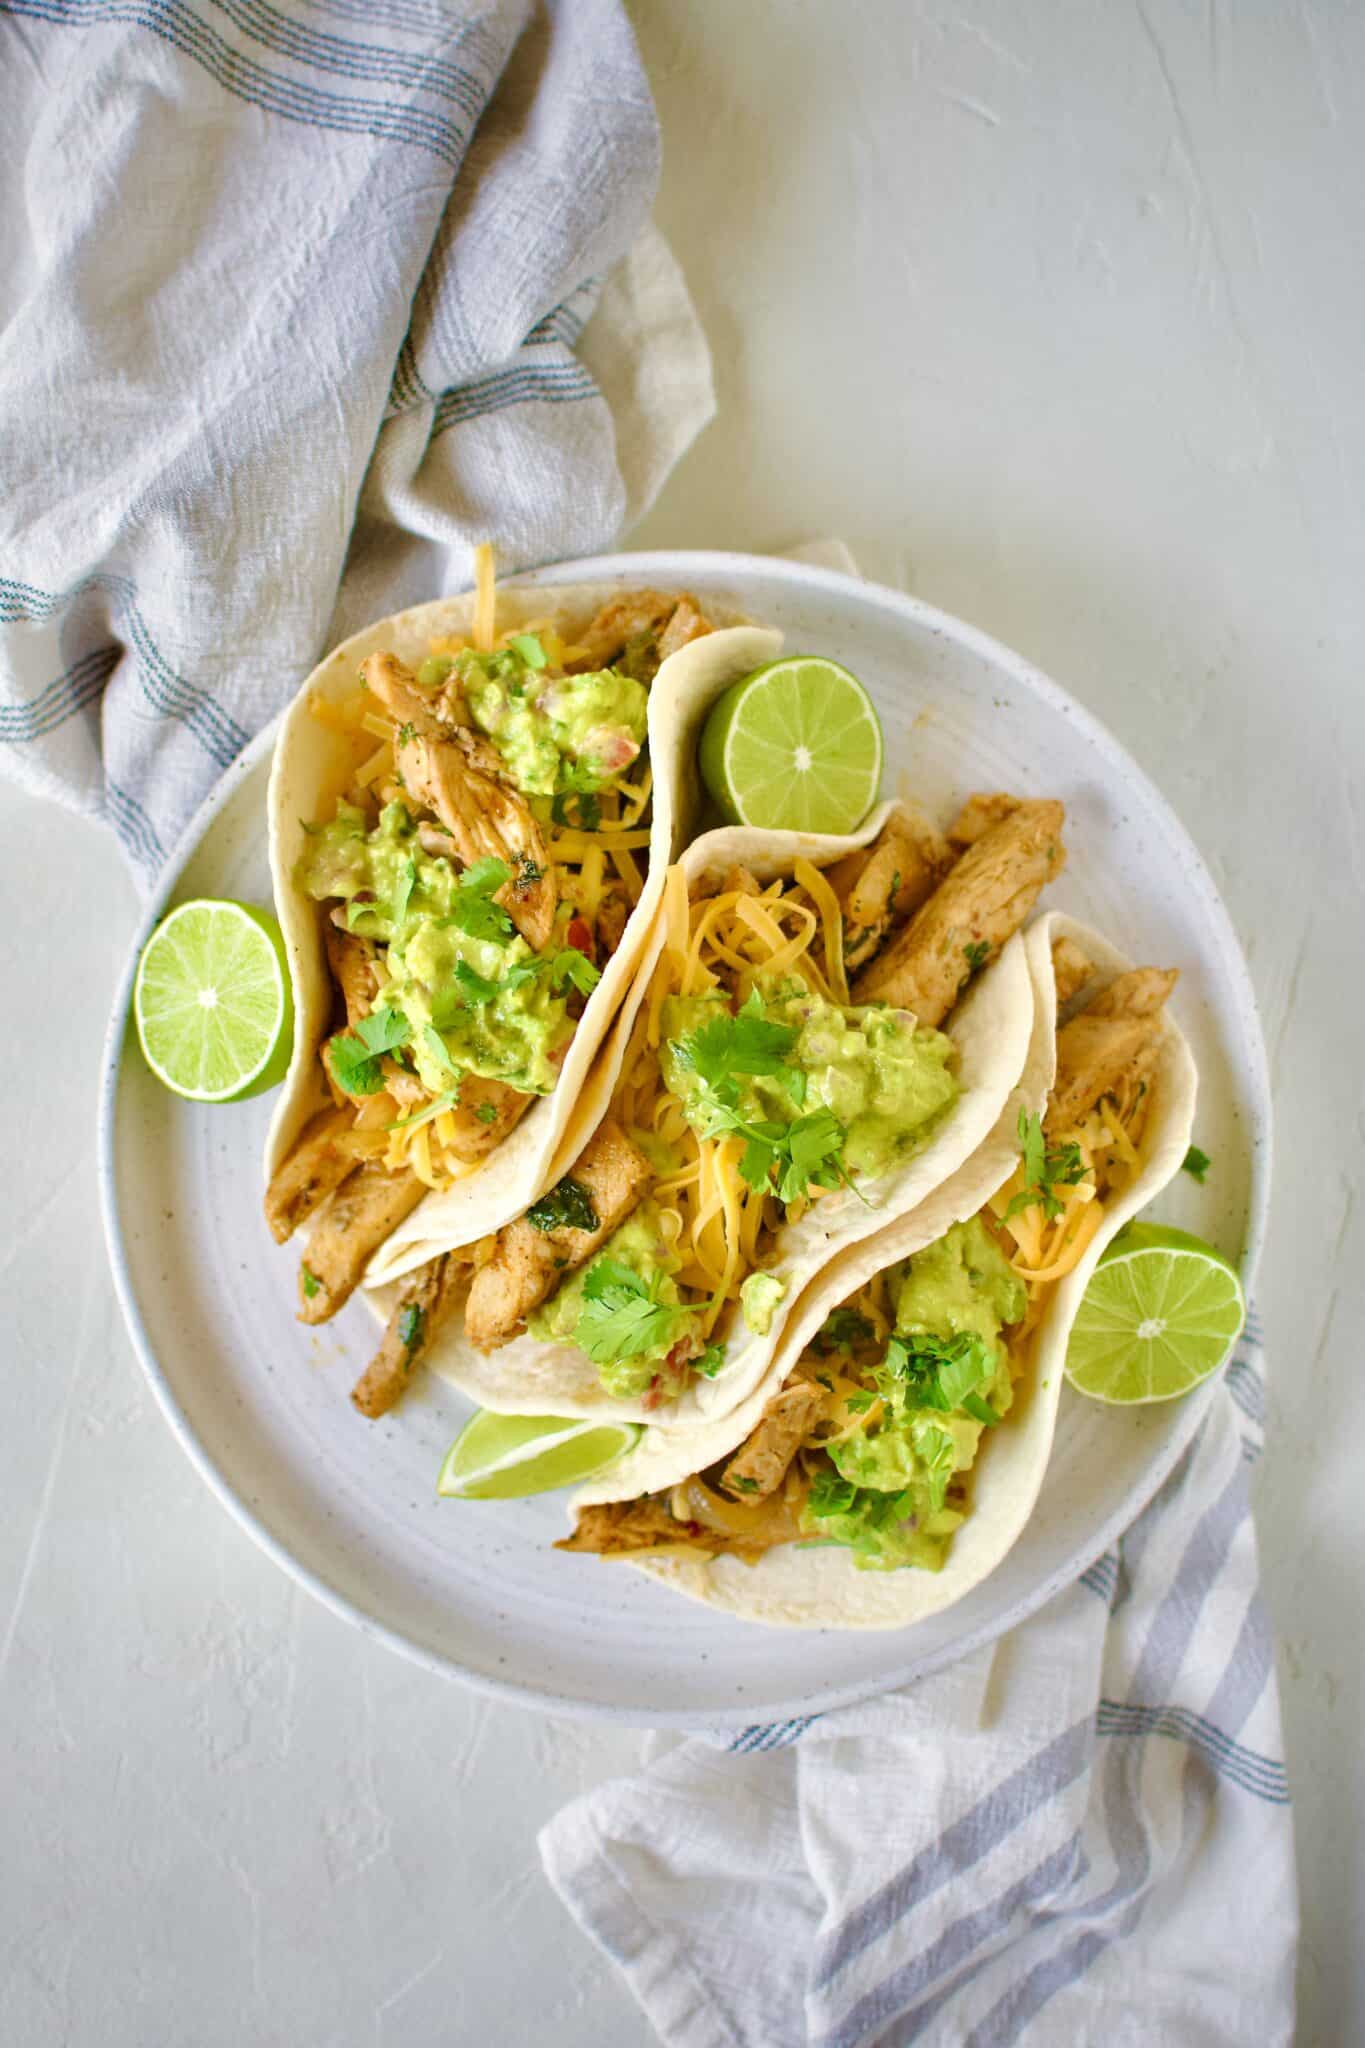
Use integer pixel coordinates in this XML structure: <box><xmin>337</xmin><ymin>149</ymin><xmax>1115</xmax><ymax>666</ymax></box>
<box><xmin>1050</xmin><ymin>935</ymin><xmax>1094</xmax><ymax>1009</ymax></box>
<box><xmin>656</xmin><ymin>595</ymin><xmax>712</xmax><ymax>662</ymax></box>
<box><xmin>568</xmin><ymin>591</ymin><xmax>692</xmax><ymax>672</ymax></box>
<box><xmin>297</xmin><ymin>1161</ymin><xmax>426</xmax><ymax>1324</ymax></box>
<box><xmin>325</xmin><ymin>920</ymin><xmax>378</xmax><ymax>1030</ymax></box>
<box><xmin>557</xmin><ymin>1498</ymin><xmax>736</xmax><ymax>1559</ymax></box>
<box><xmin>464</xmin><ymin>1117</ymin><xmax>654</xmax><ymax>1349</ymax></box>
<box><xmin>438</xmin><ymin>1075</ymin><xmax>535</xmax><ymax>1165</ymax></box>
<box><xmin>264</xmin><ymin>1107</ymin><xmax>362</xmax><ymax>1245</ymax></box>
<box><xmin>351</xmin><ymin>1253</ymin><xmax>464</xmax><ymax>1419</ymax></box>
<box><xmin>363</xmin><ymin>651</ymin><xmax>556</xmax><ymax>951</ymax></box>
<box><xmin>853</xmin><ymin>799</ymin><xmax>1067</xmax><ymax>1025</ymax></box>
<box><xmin>1046</xmin><ymin>968</ymin><xmax>1178</xmax><ymax>1135</ymax></box>
<box><xmin>948</xmin><ymin>792</ymin><xmax>1021</xmax><ymax>849</ymax></box>
<box><xmin>720</xmin><ymin>1381</ymin><xmax>826</xmax><ymax>1502</ymax></box>
<box><xmin>829</xmin><ymin>808</ymin><xmax>957</xmax><ymax>976</ymax></box>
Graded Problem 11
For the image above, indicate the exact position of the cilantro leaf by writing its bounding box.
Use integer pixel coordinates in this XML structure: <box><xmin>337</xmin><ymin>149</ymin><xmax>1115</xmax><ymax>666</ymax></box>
<box><xmin>814</xmin><ymin>1307</ymin><xmax>875</xmax><ymax>1354</ymax></box>
<box><xmin>327</xmin><ymin>1031</ymin><xmax>385</xmax><ymax>1096</ymax></box>
<box><xmin>421</xmin><ymin>1025</ymin><xmax>463</xmax><ymax>1094</ymax></box>
<box><xmin>453</xmin><ymin>959</ymin><xmax>503</xmax><ymax>1005</ymax></box>
<box><xmin>776</xmin><ymin>1108</ymin><xmax>846</xmax><ymax>1205</ymax></box>
<box><xmin>548</xmin><ymin>946</ymin><xmax>601</xmax><ymax>997</ymax></box>
<box><xmin>527</xmin><ymin>1176</ymin><xmax>600</xmax><ymax>1235</ymax></box>
<box><xmin>442</xmin><ymin>859</ymin><xmax>514</xmax><ymax>944</ymax></box>
<box><xmin>301</xmin><ymin>1267</ymin><xmax>321</xmax><ymax>1299</ymax></box>
<box><xmin>1005</xmin><ymin>1108</ymin><xmax>1090</xmax><ymax>1221</ymax></box>
<box><xmin>674</xmin><ymin>995</ymin><xmax>799</xmax><ymax>1092</ymax></box>
<box><xmin>882</xmin><ymin>1330</ymin><xmax>995</xmax><ymax>1417</ymax></box>
<box><xmin>396</xmin><ymin>1303</ymin><xmax>425</xmax><ymax>1351</ymax></box>
<box><xmin>474</xmin><ymin>1101</ymin><xmax>499</xmax><ymax>1124</ymax></box>
<box><xmin>1182</xmin><ymin>1145</ymin><xmax>1211</xmax><ymax>1184</ymax></box>
<box><xmin>962</xmin><ymin>939</ymin><xmax>991</xmax><ymax>974</ymax></box>
<box><xmin>696</xmin><ymin>1342</ymin><xmax>727</xmax><ymax>1379</ymax></box>
<box><xmin>354</xmin><ymin>1005</ymin><xmax>410</xmax><ymax>1056</ymax></box>
<box><xmin>844</xmin><ymin>1391</ymin><xmax>877</xmax><ymax>1414</ymax></box>
<box><xmin>551</xmin><ymin>787</ymin><xmax>602</xmax><ymax>830</ymax></box>
<box><xmin>576</xmin><ymin>1257</ymin><xmax>692</xmax><ymax>1366</ymax></box>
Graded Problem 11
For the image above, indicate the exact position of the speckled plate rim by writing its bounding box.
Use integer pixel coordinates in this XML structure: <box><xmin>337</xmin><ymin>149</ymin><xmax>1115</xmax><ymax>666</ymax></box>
<box><xmin>98</xmin><ymin>550</ymin><xmax>1272</xmax><ymax>1728</ymax></box>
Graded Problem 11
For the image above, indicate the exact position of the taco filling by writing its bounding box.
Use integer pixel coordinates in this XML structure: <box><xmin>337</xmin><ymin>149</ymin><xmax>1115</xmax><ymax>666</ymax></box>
<box><xmin>265</xmin><ymin>571</ymin><xmax>715</xmax><ymax>1325</ymax></box>
<box><xmin>559</xmin><ymin>943</ymin><xmax>1176</xmax><ymax>1571</ymax></box>
<box><xmin>348</xmin><ymin>792</ymin><xmax>1067</xmax><ymax>1420</ymax></box>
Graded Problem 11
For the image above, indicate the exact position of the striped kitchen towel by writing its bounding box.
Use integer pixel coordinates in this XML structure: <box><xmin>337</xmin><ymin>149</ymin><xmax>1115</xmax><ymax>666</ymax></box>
<box><xmin>0</xmin><ymin>0</ymin><xmax>712</xmax><ymax>880</ymax></box>
<box><xmin>541</xmin><ymin>1315</ymin><xmax>1297</xmax><ymax>2046</ymax></box>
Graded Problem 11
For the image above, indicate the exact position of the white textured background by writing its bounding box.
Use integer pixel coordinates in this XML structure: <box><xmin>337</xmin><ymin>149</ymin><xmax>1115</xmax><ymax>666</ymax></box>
<box><xmin>4</xmin><ymin>3</ymin><xmax>1363</xmax><ymax>2040</ymax></box>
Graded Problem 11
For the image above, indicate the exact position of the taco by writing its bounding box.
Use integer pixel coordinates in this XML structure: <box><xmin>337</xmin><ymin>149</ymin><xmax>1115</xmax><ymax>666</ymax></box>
<box><xmin>557</xmin><ymin>912</ymin><xmax>1196</xmax><ymax>1628</ymax></box>
<box><xmin>263</xmin><ymin>554</ymin><xmax>781</xmax><ymax>1326</ymax></box>
<box><xmin>350</xmin><ymin>790</ymin><xmax>1067</xmax><ymax>1424</ymax></box>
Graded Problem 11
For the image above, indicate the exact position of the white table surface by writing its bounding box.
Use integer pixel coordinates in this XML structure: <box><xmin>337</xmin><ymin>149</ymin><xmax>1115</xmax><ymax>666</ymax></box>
<box><xmin>4</xmin><ymin>3</ymin><xmax>1362</xmax><ymax>2040</ymax></box>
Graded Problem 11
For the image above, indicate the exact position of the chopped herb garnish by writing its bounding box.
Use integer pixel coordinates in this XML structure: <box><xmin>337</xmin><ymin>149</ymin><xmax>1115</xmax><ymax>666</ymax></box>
<box><xmin>669</xmin><ymin>993</ymin><xmax>842</xmax><ymax>1205</ymax></box>
<box><xmin>696</xmin><ymin>1342</ymin><xmax>727</xmax><ymax>1379</ymax></box>
<box><xmin>517</xmin><ymin>853</ymin><xmax>544</xmax><ymax>886</ymax></box>
<box><xmin>844</xmin><ymin>1391</ymin><xmax>877</xmax><ymax>1415</ymax></box>
<box><xmin>421</xmin><ymin>1025</ymin><xmax>464</xmax><ymax>1091</ymax></box>
<box><xmin>575</xmin><ymin>1257</ymin><xmax>693</xmax><ymax>1366</ymax></box>
<box><xmin>813</xmin><ymin>1307</ymin><xmax>876</xmax><ymax>1354</ymax></box>
<box><xmin>1182</xmin><ymin>1145</ymin><xmax>1211</xmax><ymax>1184</ymax></box>
<box><xmin>396</xmin><ymin>1302</ymin><xmax>425</xmax><ymax>1351</ymax></box>
<box><xmin>673</xmin><ymin>993</ymin><xmax>801</xmax><ymax>1094</ymax></box>
<box><xmin>327</xmin><ymin>1031</ymin><xmax>386</xmax><ymax>1096</ymax></box>
<box><xmin>301</xmin><ymin>1267</ymin><xmax>321</xmax><ymax>1299</ymax></box>
<box><xmin>354</xmin><ymin>1006</ymin><xmax>410</xmax><ymax>1056</ymax></box>
<box><xmin>475</xmin><ymin>1102</ymin><xmax>499</xmax><ymax>1124</ymax></box>
<box><xmin>728</xmin><ymin>1476</ymin><xmax>760</xmax><ymax>1495</ymax></box>
<box><xmin>441</xmin><ymin>858</ymin><xmax>514</xmax><ymax>944</ymax></box>
<box><xmin>397</xmin><ymin>722</ymin><xmax>417</xmax><ymax>748</ymax></box>
<box><xmin>1004</xmin><ymin>1108</ymin><xmax>1090</xmax><ymax>1221</ymax></box>
<box><xmin>526</xmin><ymin>1175</ymin><xmax>600</xmax><ymax>1235</ymax></box>
<box><xmin>963</xmin><ymin>939</ymin><xmax>991</xmax><ymax>973</ymax></box>
<box><xmin>883</xmin><ymin>1329</ymin><xmax>996</xmax><ymax>1417</ymax></box>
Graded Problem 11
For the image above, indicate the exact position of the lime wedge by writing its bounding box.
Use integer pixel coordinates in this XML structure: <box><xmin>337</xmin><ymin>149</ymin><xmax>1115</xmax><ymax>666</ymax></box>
<box><xmin>699</xmin><ymin>656</ymin><xmax>883</xmax><ymax>834</ymax></box>
<box><xmin>438</xmin><ymin>1410</ymin><xmax>640</xmax><ymax>1500</ymax></box>
<box><xmin>133</xmin><ymin>899</ymin><xmax>293</xmax><ymax>1103</ymax></box>
<box><xmin>1064</xmin><ymin>1222</ymin><xmax>1246</xmax><ymax>1404</ymax></box>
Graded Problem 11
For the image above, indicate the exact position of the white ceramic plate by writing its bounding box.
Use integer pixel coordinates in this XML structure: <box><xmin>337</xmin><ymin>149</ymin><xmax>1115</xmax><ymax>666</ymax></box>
<box><xmin>99</xmin><ymin>553</ymin><xmax>1270</xmax><ymax>1728</ymax></box>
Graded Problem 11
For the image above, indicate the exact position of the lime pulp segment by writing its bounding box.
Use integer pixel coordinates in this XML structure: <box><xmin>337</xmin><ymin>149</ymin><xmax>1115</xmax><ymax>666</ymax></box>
<box><xmin>437</xmin><ymin>1410</ymin><xmax>641</xmax><ymax>1500</ymax></box>
<box><xmin>700</xmin><ymin>656</ymin><xmax>883</xmax><ymax>835</ymax></box>
<box><xmin>134</xmin><ymin>899</ymin><xmax>292</xmax><ymax>1102</ymax></box>
<box><xmin>1064</xmin><ymin>1225</ymin><xmax>1246</xmax><ymax>1405</ymax></box>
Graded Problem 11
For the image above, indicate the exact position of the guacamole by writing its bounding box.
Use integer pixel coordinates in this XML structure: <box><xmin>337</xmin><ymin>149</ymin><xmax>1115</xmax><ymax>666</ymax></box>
<box><xmin>527</xmin><ymin>1200</ymin><xmax>703</xmax><ymax>1402</ymax></box>
<box><xmin>660</xmin><ymin>980</ymin><xmax>958</xmax><ymax>1186</ymax></box>
<box><xmin>419</xmin><ymin>644</ymin><xmax>647</xmax><ymax>797</ymax></box>
<box><xmin>296</xmin><ymin>801</ymin><xmax>572</xmax><ymax>1096</ymax></box>
<box><xmin>803</xmin><ymin>1217</ymin><xmax>1027</xmax><ymax>1571</ymax></box>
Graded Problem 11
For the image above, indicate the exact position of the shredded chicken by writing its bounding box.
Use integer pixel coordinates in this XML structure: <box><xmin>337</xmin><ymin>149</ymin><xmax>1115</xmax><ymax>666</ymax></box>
<box><xmin>720</xmin><ymin>1382</ymin><xmax>827</xmax><ymax>1501</ymax></box>
<box><xmin>324</xmin><ymin>920</ymin><xmax>378</xmax><ymax>1030</ymax></box>
<box><xmin>853</xmin><ymin>799</ymin><xmax>1067</xmax><ymax>1024</ymax></box>
<box><xmin>722</xmin><ymin>863</ymin><xmax>762</xmax><ymax>897</ymax></box>
<box><xmin>351</xmin><ymin>1254</ymin><xmax>464</xmax><ymax>1419</ymax></box>
<box><xmin>1050</xmin><ymin>935</ymin><xmax>1094</xmax><ymax>1009</ymax></box>
<box><xmin>363</xmin><ymin>651</ymin><xmax>556</xmax><ymax>951</ymax></box>
<box><xmin>656</xmin><ymin>595</ymin><xmax>712</xmax><ymax>662</ymax></box>
<box><xmin>264</xmin><ymin>1107</ymin><xmax>362</xmax><ymax>1245</ymax></box>
<box><xmin>435</xmin><ymin>1075</ymin><xmax>535</xmax><ymax>1165</ymax></box>
<box><xmin>597</xmin><ymin>886</ymin><xmax>629</xmax><ymax>954</ymax></box>
<box><xmin>829</xmin><ymin>807</ymin><xmax>957</xmax><ymax>975</ymax></box>
<box><xmin>557</xmin><ymin>1498</ymin><xmax>736</xmax><ymax>1559</ymax></box>
<box><xmin>1046</xmin><ymin>967</ymin><xmax>1178</xmax><ymax>1134</ymax></box>
<box><xmin>297</xmin><ymin>1161</ymin><xmax>426</xmax><ymax>1324</ymax></box>
<box><xmin>464</xmin><ymin>1118</ymin><xmax>654</xmax><ymax>1349</ymax></box>
<box><xmin>568</xmin><ymin>591</ymin><xmax>694</xmax><ymax>672</ymax></box>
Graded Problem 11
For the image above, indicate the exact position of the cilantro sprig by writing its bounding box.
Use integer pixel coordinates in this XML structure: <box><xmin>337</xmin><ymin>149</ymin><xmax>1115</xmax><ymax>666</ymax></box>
<box><xmin>668</xmin><ymin>993</ymin><xmax>847</xmax><ymax>1206</ymax></box>
<box><xmin>1005</xmin><ymin>1109</ymin><xmax>1089</xmax><ymax>1222</ymax></box>
<box><xmin>441</xmin><ymin>858</ymin><xmax>515</xmax><ymax>944</ymax></box>
<box><xmin>883</xmin><ymin>1330</ymin><xmax>1000</xmax><ymax>1427</ymax></box>
<box><xmin>327</xmin><ymin>1005</ymin><xmax>411</xmax><ymax>1095</ymax></box>
<box><xmin>1182</xmin><ymin>1145</ymin><xmax>1211</xmax><ymax>1184</ymax></box>
<box><xmin>576</xmin><ymin>1258</ymin><xmax>693</xmax><ymax>1366</ymax></box>
<box><xmin>527</xmin><ymin>1175</ymin><xmax>600</xmax><ymax>1235</ymax></box>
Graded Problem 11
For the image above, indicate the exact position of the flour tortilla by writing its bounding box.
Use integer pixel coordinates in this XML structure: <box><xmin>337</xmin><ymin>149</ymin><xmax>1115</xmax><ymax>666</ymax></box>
<box><xmin>569</xmin><ymin>913</ymin><xmax>1198</xmax><ymax>1627</ymax></box>
<box><xmin>408</xmin><ymin>811</ymin><xmax>1037</xmax><ymax>1430</ymax></box>
<box><xmin>263</xmin><ymin>583</ymin><xmax>780</xmax><ymax>1272</ymax></box>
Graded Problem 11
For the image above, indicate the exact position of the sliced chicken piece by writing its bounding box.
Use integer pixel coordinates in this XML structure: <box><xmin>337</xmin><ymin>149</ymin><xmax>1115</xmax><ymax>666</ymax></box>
<box><xmin>1051</xmin><ymin>935</ymin><xmax>1094</xmax><ymax>1009</ymax></box>
<box><xmin>364</xmin><ymin>651</ymin><xmax>557</xmax><ymax>951</ymax></box>
<box><xmin>464</xmin><ymin>1117</ymin><xmax>654</xmax><ymax>1349</ymax></box>
<box><xmin>417</xmin><ymin>822</ymin><xmax>460</xmax><ymax>862</ymax></box>
<box><xmin>297</xmin><ymin>1161</ymin><xmax>426</xmax><ymax>1324</ymax></box>
<box><xmin>1046</xmin><ymin>968</ymin><xmax>1178</xmax><ymax>1135</ymax></box>
<box><xmin>556</xmin><ymin>1498</ymin><xmax>735</xmax><ymax>1559</ymax></box>
<box><xmin>568</xmin><ymin>591</ymin><xmax>683</xmax><ymax>671</ymax></box>
<box><xmin>350</xmin><ymin>1254</ymin><xmax>464</xmax><ymax>1419</ymax></box>
<box><xmin>656</xmin><ymin>595</ymin><xmax>713</xmax><ymax>662</ymax></box>
<box><xmin>264</xmin><ymin>1106</ymin><xmax>362</xmax><ymax>1245</ymax></box>
<box><xmin>830</xmin><ymin>808</ymin><xmax>957</xmax><ymax>976</ymax></box>
<box><xmin>948</xmin><ymin>792</ymin><xmax>1021</xmax><ymax>849</ymax></box>
<box><xmin>437</xmin><ymin>1075</ymin><xmax>535</xmax><ymax>1165</ymax></box>
<box><xmin>325</xmin><ymin>919</ymin><xmax>378</xmax><ymax>1030</ymax></box>
<box><xmin>720</xmin><ymin>1381</ymin><xmax>826</xmax><ymax>1501</ymax></box>
<box><xmin>853</xmin><ymin>800</ymin><xmax>1067</xmax><ymax>1025</ymax></box>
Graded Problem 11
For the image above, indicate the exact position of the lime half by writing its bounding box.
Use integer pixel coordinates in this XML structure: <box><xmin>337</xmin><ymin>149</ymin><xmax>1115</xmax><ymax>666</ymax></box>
<box><xmin>1065</xmin><ymin>1222</ymin><xmax>1246</xmax><ymax>1405</ymax></box>
<box><xmin>699</xmin><ymin>656</ymin><xmax>883</xmax><ymax>834</ymax></box>
<box><xmin>134</xmin><ymin>899</ymin><xmax>292</xmax><ymax>1103</ymax></box>
<box><xmin>438</xmin><ymin>1411</ymin><xmax>640</xmax><ymax>1500</ymax></box>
